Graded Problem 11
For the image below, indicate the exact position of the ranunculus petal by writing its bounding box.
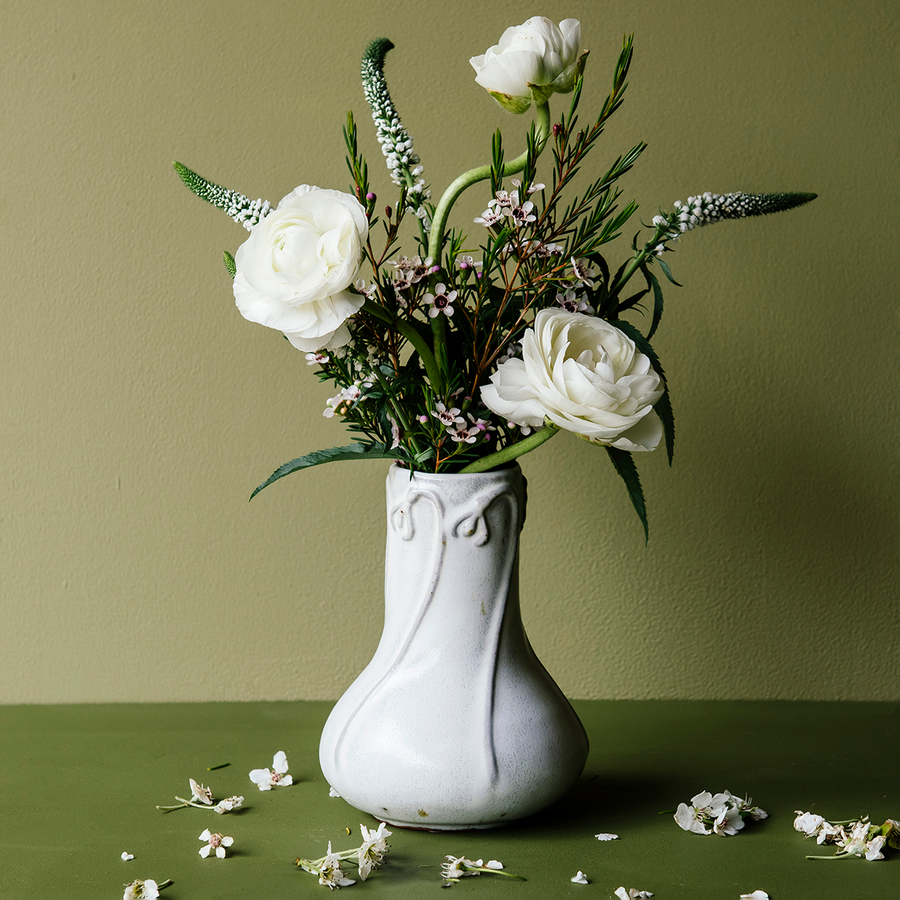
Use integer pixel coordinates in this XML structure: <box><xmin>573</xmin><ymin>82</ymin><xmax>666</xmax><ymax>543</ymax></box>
<box><xmin>470</xmin><ymin>17</ymin><xmax>583</xmax><ymax>112</ymax></box>
<box><xmin>481</xmin><ymin>310</ymin><xmax>663</xmax><ymax>448</ymax></box>
<box><xmin>233</xmin><ymin>186</ymin><xmax>368</xmax><ymax>351</ymax></box>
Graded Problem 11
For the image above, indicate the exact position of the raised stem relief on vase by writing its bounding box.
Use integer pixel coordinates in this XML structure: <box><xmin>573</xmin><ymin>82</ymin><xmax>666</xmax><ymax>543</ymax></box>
<box><xmin>318</xmin><ymin>463</ymin><xmax>589</xmax><ymax>830</ymax></box>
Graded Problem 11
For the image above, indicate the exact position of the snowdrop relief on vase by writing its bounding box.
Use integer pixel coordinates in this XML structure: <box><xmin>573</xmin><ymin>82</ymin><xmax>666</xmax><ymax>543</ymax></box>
<box><xmin>174</xmin><ymin>15</ymin><xmax>814</xmax><ymax>539</ymax></box>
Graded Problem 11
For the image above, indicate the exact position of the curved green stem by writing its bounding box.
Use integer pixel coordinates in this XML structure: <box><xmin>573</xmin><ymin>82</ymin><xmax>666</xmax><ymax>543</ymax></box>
<box><xmin>362</xmin><ymin>299</ymin><xmax>442</xmax><ymax>389</ymax></box>
<box><xmin>426</xmin><ymin>102</ymin><xmax>552</xmax><ymax>264</ymax></box>
<box><xmin>459</xmin><ymin>423</ymin><xmax>560</xmax><ymax>473</ymax></box>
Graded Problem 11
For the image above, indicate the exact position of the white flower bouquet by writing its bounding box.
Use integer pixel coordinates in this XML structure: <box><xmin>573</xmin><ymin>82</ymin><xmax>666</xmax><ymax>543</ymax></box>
<box><xmin>175</xmin><ymin>16</ymin><xmax>814</xmax><ymax>537</ymax></box>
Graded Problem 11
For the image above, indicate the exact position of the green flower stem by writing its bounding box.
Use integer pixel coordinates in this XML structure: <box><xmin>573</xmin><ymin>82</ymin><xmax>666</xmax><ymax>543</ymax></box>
<box><xmin>369</xmin><ymin>366</ymin><xmax>425</xmax><ymax>458</ymax></box>
<box><xmin>609</xmin><ymin>225</ymin><xmax>666</xmax><ymax>296</ymax></box>
<box><xmin>156</xmin><ymin>796</ymin><xmax>217</xmax><ymax>812</ymax></box>
<box><xmin>459</xmin><ymin>423</ymin><xmax>560</xmax><ymax>473</ymax></box>
<box><xmin>426</xmin><ymin>102</ymin><xmax>552</xmax><ymax>265</ymax></box>
<box><xmin>362</xmin><ymin>299</ymin><xmax>442</xmax><ymax>390</ymax></box>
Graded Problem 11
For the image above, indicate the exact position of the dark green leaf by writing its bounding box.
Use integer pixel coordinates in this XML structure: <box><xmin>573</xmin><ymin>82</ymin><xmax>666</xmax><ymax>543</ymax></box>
<box><xmin>645</xmin><ymin>268</ymin><xmax>664</xmax><ymax>340</ymax></box>
<box><xmin>250</xmin><ymin>443</ymin><xmax>405</xmax><ymax>500</ymax></box>
<box><xmin>605</xmin><ymin>446</ymin><xmax>648</xmax><ymax>542</ymax></box>
<box><xmin>657</xmin><ymin>257</ymin><xmax>682</xmax><ymax>287</ymax></box>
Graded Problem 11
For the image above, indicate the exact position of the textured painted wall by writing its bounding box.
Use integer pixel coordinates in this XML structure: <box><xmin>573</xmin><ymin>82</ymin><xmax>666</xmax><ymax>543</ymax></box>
<box><xmin>1</xmin><ymin>0</ymin><xmax>897</xmax><ymax>702</ymax></box>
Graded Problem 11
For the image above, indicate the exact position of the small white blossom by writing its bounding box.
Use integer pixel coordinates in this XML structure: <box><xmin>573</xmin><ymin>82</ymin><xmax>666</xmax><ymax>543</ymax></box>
<box><xmin>121</xmin><ymin>852</ymin><xmax>134</xmax><ymax>861</ymax></box>
<box><xmin>189</xmin><ymin>778</ymin><xmax>214</xmax><ymax>806</ymax></box>
<box><xmin>249</xmin><ymin>750</ymin><xmax>293</xmax><ymax>791</ymax></box>
<box><xmin>423</xmin><ymin>284</ymin><xmax>457</xmax><ymax>318</ymax></box>
<box><xmin>199</xmin><ymin>828</ymin><xmax>234</xmax><ymax>859</ymax></box>
<box><xmin>739</xmin><ymin>893</ymin><xmax>769</xmax><ymax>900</ymax></box>
<box><xmin>123</xmin><ymin>880</ymin><xmax>159</xmax><ymax>900</ymax></box>
<box><xmin>865</xmin><ymin>834</ymin><xmax>886</xmax><ymax>861</ymax></box>
<box><xmin>615</xmin><ymin>889</ymin><xmax>654</xmax><ymax>900</ymax></box>
<box><xmin>442</xmin><ymin>856</ymin><xmax>478</xmax><ymax>880</ymax></box>
<box><xmin>213</xmin><ymin>795</ymin><xmax>243</xmax><ymax>814</ymax></box>
<box><xmin>320</xmin><ymin>841</ymin><xmax>356</xmax><ymax>889</ymax></box>
<box><xmin>431</xmin><ymin>402</ymin><xmax>465</xmax><ymax>427</ymax></box>
<box><xmin>571</xmin><ymin>870</ymin><xmax>589</xmax><ymax>884</ymax></box>
<box><xmin>474</xmin><ymin>207</ymin><xmax>505</xmax><ymax>227</ymax></box>
<box><xmin>570</xmin><ymin>256</ymin><xmax>597</xmax><ymax>288</ymax></box>
<box><xmin>305</xmin><ymin>351</ymin><xmax>330</xmax><ymax>366</ymax></box>
<box><xmin>555</xmin><ymin>288</ymin><xmax>593</xmax><ymax>314</ymax></box>
<box><xmin>595</xmin><ymin>832</ymin><xmax>619</xmax><ymax>841</ymax></box>
<box><xmin>357</xmin><ymin>822</ymin><xmax>392</xmax><ymax>880</ymax></box>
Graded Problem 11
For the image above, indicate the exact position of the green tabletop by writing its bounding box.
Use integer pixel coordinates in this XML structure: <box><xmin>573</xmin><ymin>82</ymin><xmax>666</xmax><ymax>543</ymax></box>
<box><xmin>1</xmin><ymin>701</ymin><xmax>897</xmax><ymax>898</ymax></box>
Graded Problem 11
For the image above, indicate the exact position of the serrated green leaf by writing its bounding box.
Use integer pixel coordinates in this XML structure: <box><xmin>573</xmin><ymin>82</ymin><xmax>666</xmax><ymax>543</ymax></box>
<box><xmin>605</xmin><ymin>446</ymin><xmax>648</xmax><ymax>542</ymax></box>
<box><xmin>657</xmin><ymin>257</ymin><xmax>682</xmax><ymax>287</ymax></box>
<box><xmin>646</xmin><ymin>268</ymin><xmax>664</xmax><ymax>340</ymax></box>
<box><xmin>250</xmin><ymin>443</ymin><xmax>405</xmax><ymax>500</ymax></box>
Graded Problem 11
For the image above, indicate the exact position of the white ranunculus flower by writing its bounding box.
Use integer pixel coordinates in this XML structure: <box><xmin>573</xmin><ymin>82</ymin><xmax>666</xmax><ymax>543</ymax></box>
<box><xmin>481</xmin><ymin>309</ymin><xmax>664</xmax><ymax>451</ymax></box>
<box><xmin>232</xmin><ymin>185</ymin><xmax>369</xmax><ymax>352</ymax></box>
<box><xmin>470</xmin><ymin>17</ymin><xmax>586</xmax><ymax>113</ymax></box>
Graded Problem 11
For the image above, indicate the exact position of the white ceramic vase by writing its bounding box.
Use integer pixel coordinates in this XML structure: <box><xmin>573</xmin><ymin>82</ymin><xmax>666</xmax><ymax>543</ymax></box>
<box><xmin>318</xmin><ymin>463</ymin><xmax>589</xmax><ymax>830</ymax></box>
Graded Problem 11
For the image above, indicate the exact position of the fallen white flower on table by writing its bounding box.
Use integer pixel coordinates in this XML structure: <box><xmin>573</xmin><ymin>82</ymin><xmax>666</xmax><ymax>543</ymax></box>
<box><xmin>213</xmin><ymin>795</ymin><xmax>244</xmax><ymax>814</ymax></box>
<box><xmin>319</xmin><ymin>841</ymin><xmax>357</xmax><ymax>890</ymax></box>
<box><xmin>121</xmin><ymin>852</ymin><xmax>134</xmax><ymax>861</ymax></box>
<box><xmin>357</xmin><ymin>822</ymin><xmax>392</xmax><ymax>880</ymax></box>
<box><xmin>123</xmin><ymin>878</ymin><xmax>172</xmax><ymax>899</ymax></box>
<box><xmin>674</xmin><ymin>790</ymin><xmax>767</xmax><ymax>835</ymax></box>
<box><xmin>157</xmin><ymin>780</ymin><xmax>243</xmax><ymax>813</ymax></box>
<box><xmin>249</xmin><ymin>750</ymin><xmax>293</xmax><ymax>790</ymax></box>
<box><xmin>189</xmin><ymin>778</ymin><xmax>214</xmax><ymax>805</ymax></box>
<box><xmin>615</xmin><ymin>888</ymin><xmax>653</xmax><ymax>900</ymax></box>
<box><xmin>440</xmin><ymin>856</ymin><xmax>523</xmax><ymax>885</ymax></box>
<box><xmin>571</xmin><ymin>870</ymin><xmax>589</xmax><ymax>884</ymax></box>
<box><xmin>595</xmin><ymin>832</ymin><xmax>619</xmax><ymax>841</ymax></box>
<box><xmin>297</xmin><ymin>823</ymin><xmax>393</xmax><ymax>885</ymax></box>
<box><xmin>199</xmin><ymin>828</ymin><xmax>234</xmax><ymax>859</ymax></box>
<box><xmin>740</xmin><ymin>892</ymin><xmax>769</xmax><ymax>900</ymax></box>
<box><xmin>795</xmin><ymin>810</ymin><xmax>898</xmax><ymax>860</ymax></box>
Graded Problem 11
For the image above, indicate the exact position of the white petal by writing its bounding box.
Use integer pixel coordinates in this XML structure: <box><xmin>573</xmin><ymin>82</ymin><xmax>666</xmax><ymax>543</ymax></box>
<box><xmin>272</xmin><ymin>751</ymin><xmax>289</xmax><ymax>774</ymax></box>
<box><xmin>199</xmin><ymin>828</ymin><xmax>211</xmax><ymax>841</ymax></box>
<box><xmin>199</xmin><ymin>844</ymin><xmax>212</xmax><ymax>857</ymax></box>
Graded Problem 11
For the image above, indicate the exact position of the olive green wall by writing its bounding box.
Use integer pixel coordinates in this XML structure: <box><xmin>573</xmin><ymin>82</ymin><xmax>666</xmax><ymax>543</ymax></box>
<box><xmin>1</xmin><ymin>0</ymin><xmax>897</xmax><ymax>703</ymax></box>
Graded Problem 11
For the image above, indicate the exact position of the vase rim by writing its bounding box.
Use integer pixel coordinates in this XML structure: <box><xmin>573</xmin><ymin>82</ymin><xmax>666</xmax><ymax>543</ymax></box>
<box><xmin>388</xmin><ymin>462</ymin><xmax>521</xmax><ymax>483</ymax></box>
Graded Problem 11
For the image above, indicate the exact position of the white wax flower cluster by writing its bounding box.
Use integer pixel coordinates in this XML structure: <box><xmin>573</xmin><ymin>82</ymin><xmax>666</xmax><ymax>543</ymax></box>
<box><xmin>470</xmin><ymin>17</ymin><xmax>585</xmax><ymax>113</ymax></box>
<box><xmin>233</xmin><ymin>186</ymin><xmax>369</xmax><ymax>352</ymax></box>
<box><xmin>481</xmin><ymin>309</ymin><xmax>664</xmax><ymax>451</ymax></box>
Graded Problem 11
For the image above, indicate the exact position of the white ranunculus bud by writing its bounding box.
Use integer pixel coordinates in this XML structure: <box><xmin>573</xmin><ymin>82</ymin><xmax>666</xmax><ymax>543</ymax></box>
<box><xmin>469</xmin><ymin>17</ymin><xmax>586</xmax><ymax>113</ymax></box>
<box><xmin>232</xmin><ymin>185</ymin><xmax>369</xmax><ymax>352</ymax></box>
<box><xmin>481</xmin><ymin>309</ymin><xmax>664</xmax><ymax>451</ymax></box>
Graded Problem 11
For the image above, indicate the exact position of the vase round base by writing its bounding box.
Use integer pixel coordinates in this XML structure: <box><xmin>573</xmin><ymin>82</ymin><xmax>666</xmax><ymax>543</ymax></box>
<box><xmin>319</xmin><ymin>464</ymin><xmax>589</xmax><ymax>830</ymax></box>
